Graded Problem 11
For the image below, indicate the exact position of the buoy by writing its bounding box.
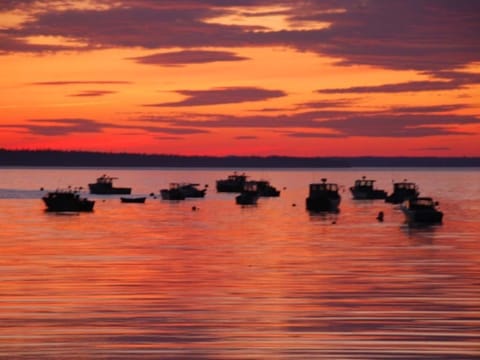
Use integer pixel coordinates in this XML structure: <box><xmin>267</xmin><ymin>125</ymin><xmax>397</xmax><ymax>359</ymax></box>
<box><xmin>376</xmin><ymin>211</ymin><xmax>384</xmax><ymax>222</ymax></box>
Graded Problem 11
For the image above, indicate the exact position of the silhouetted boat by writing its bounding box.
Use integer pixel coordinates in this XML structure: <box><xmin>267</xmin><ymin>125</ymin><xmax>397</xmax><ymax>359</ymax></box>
<box><xmin>254</xmin><ymin>180</ymin><xmax>280</xmax><ymax>197</ymax></box>
<box><xmin>42</xmin><ymin>189</ymin><xmax>94</xmax><ymax>212</ymax></box>
<box><xmin>401</xmin><ymin>197</ymin><xmax>443</xmax><ymax>224</ymax></box>
<box><xmin>178</xmin><ymin>183</ymin><xmax>207</xmax><ymax>198</ymax></box>
<box><xmin>306</xmin><ymin>178</ymin><xmax>341</xmax><ymax>212</ymax></box>
<box><xmin>216</xmin><ymin>172</ymin><xmax>248</xmax><ymax>192</ymax></box>
<box><xmin>160</xmin><ymin>183</ymin><xmax>186</xmax><ymax>200</ymax></box>
<box><xmin>120</xmin><ymin>196</ymin><xmax>146</xmax><ymax>203</ymax></box>
<box><xmin>236</xmin><ymin>181</ymin><xmax>259</xmax><ymax>205</ymax></box>
<box><xmin>385</xmin><ymin>180</ymin><xmax>419</xmax><ymax>204</ymax></box>
<box><xmin>88</xmin><ymin>174</ymin><xmax>131</xmax><ymax>195</ymax></box>
<box><xmin>350</xmin><ymin>176</ymin><xmax>387</xmax><ymax>200</ymax></box>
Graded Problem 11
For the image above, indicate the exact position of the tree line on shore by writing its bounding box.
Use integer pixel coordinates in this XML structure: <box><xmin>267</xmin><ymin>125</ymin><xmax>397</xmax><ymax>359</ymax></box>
<box><xmin>1</xmin><ymin>149</ymin><xmax>479</xmax><ymax>167</ymax></box>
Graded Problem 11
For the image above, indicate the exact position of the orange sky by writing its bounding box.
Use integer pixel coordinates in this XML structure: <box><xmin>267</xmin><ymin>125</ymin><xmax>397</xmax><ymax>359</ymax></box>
<box><xmin>1</xmin><ymin>1</ymin><xmax>479</xmax><ymax>156</ymax></box>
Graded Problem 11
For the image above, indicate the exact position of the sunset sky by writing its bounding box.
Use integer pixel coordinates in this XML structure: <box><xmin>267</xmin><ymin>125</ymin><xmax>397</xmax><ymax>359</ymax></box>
<box><xmin>1</xmin><ymin>0</ymin><xmax>479</xmax><ymax>156</ymax></box>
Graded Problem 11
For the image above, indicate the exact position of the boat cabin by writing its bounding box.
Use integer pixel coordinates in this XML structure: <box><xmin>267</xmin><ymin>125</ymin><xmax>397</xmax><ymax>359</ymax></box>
<box><xmin>393</xmin><ymin>182</ymin><xmax>418</xmax><ymax>192</ymax></box>
<box><xmin>216</xmin><ymin>172</ymin><xmax>249</xmax><ymax>192</ymax></box>
<box><xmin>309</xmin><ymin>180</ymin><xmax>339</xmax><ymax>196</ymax></box>
<box><xmin>407</xmin><ymin>197</ymin><xmax>438</xmax><ymax>209</ymax></box>
<box><xmin>228</xmin><ymin>173</ymin><xmax>247</xmax><ymax>182</ymax></box>
<box><xmin>243</xmin><ymin>181</ymin><xmax>258</xmax><ymax>193</ymax></box>
<box><xmin>95</xmin><ymin>174</ymin><xmax>117</xmax><ymax>185</ymax></box>
<box><xmin>353</xmin><ymin>179</ymin><xmax>375</xmax><ymax>189</ymax></box>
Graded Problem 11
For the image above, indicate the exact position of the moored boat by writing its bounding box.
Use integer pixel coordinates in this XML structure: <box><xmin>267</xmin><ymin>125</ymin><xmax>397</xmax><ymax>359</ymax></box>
<box><xmin>401</xmin><ymin>197</ymin><xmax>443</xmax><ymax>224</ymax></box>
<box><xmin>350</xmin><ymin>176</ymin><xmax>387</xmax><ymax>200</ymax></box>
<box><xmin>88</xmin><ymin>175</ymin><xmax>132</xmax><ymax>195</ymax></box>
<box><xmin>178</xmin><ymin>183</ymin><xmax>207</xmax><ymax>198</ymax></box>
<box><xmin>216</xmin><ymin>172</ymin><xmax>248</xmax><ymax>192</ymax></box>
<box><xmin>385</xmin><ymin>180</ymin><xmax>419</xmax><ymax>204</ymax></box>
<box><xmin>42</xmin><ymin>188</ymin><xmax>95</xmax><ymax>212</ymax></box>
<box><xmin>236</xmin><ymin>181</ymin><xmax>259</xmax><ymax>205</ymax></box>
<box><xmin>254</xmin><ymin>180</ymin><xmax>280</xmax><ymax>197</ymax></box>
<box><xmin>160</xmin><ymin>183</ymin><xmax>186</xmax><ymax>200</ymax></box>
<box><xmin>306</xmin><ymin>178</ymin><xmax>341</xmax><ymax>212</ymax></box>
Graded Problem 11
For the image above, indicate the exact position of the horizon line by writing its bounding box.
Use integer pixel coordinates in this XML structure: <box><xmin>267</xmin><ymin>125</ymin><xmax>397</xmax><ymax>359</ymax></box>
<box><xmin>1</xmin><ymin>148</ymin><xmax>479</xmax><ymax>159</ymax></box>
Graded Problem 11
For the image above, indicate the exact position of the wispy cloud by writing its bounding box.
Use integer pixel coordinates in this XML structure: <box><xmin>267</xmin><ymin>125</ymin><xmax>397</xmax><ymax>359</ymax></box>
<box><xmin>156</xmin><ymin>136</ymin><xmax>183</xmax><ymax>140</ymax></box>
<box><xmin>0</xmin><ymin>34</ymin><xmax>78</xmax><ymax>54</ymax></box>
<box><xmin>1</xmin><ymin>107</ymin><xmax>477</xmax><ymax>143</ymax></box>
<box><xmin>0</xmin><ymin>118</ymin><xmax>209</xmax><ymax>136</ymax></box>
<box><xmin>161</xmin><ymin>108</ymin><xmax>480</xmax><ymax>138</ymax></box>
<box><xmin>16</xmin><ymin>118</ymin><xmax>104</xmax><ymax>136</ymax></box>
<box><xmin>412</xmin><ymin>146</ymin><xmax>450</xmax><ymax>151</ymax></box>
<box><xmin>134</xmin><ymin>125</ymin><xmax>209</xmax><ymax>135</ymax></box>
<box><xmin>316</xmin><ymin>114</ymin><xmax>478</xmax><ymax>137</ymax></box>
<box><xmin>144</xmin><ymin>87</ymin><xmax>286</xmax><ymax>107</ymax></box>
<box><xmin>286</xmin><ymin>131</ymin><xmax>344</xmax><ymax>138</ymax></box>
<box><xmin>317</xmin><ymin>70</ymin><xmax>480</xmax><ymax>94</ymax></box>
<box><xmin>390</xmin><ymin>104</ymin><xmax>467</xmax><ymax>113</ymax></box>
<box><xmin>69</xmin><ymin>90</ymin><xmax>116</xmax><ymax>97</ymax></box>
<box><xmin>296</xmin><ymin>99</ymin><xmax>355</xmax><ymax>109</ymax></box>
<box><xmin>30</xmin><ymin>80</ymin><xmax>131</xmax><ymax>86</ymax></box>
<box><xmin>130</xmin><ymin>50</ymin><xmax>248</xmax><ymax>66</ymax></box>
<box><xmin>235</xmin><ymin>135</ymin><xmax>258</xmax><ymax>140</ymax></box>
<box><xmin>317</xmin><ymin>80</ymin><xmax>457</xmax><ymax>94</ymax></box>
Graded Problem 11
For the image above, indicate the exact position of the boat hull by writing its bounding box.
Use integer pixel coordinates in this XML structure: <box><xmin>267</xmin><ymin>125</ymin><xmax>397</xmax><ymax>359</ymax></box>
<box><xmin>120</xmin><ymin>197</ymin><xmax>146</xmax><ymax>203</ymax></box>
<box><xmin>402</xmin><ymin>208</ymin><xmax>443</xmax><ymax>224</ymax></box>
<box><xmin>258</xmin><ymin>187</ymin><xmax>280</xmax><ymax>197</ymax></box>
<box><xmin>88</xmin><ymin>184</ymin><xmax>131</xmax><ymax>195</ymax></box>
<box><xmin>160</xmin><ymin>189</ymin><xmax>186</xmax><ymax>200</ymax></box>
<box><xmin>43</xmin><ymin>196</ymin><xmax>95</xmax><ymax>212</ymax></box>
<box><xmin>385</xmin><ymin>192</ymin><xmax>417</xmax><ymax>204</ymax></box>
<box><xmin>216</xmin><ymin>181</ymin><xmax>245</xmax><ymax>193</ymax></box>
<box><xmin>350</xmin><ymin>188</ymin><xmax>387</xmax><ymax>200</ymax></box>
<box><xmin>306</xmin><ymin>196</ymin><xmax>341</xmax><ymax>212</ymax></box>
<box><xmin>236</xmin><ymin>193</ymin><xmax>258</xmax><ymax>205</ymax></box>
<box><xmin>180</xmin><ymin>188</ymin><xmax>206</xmax><ymax>198</ymax></box>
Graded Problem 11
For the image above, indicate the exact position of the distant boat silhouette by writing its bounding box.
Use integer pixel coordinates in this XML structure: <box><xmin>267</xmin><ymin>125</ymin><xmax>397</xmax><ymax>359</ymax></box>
<box><xmin>385</xmin><ymin>180</ymin><xmax>419</xmax><ymax>204</ymax></box>
<box><xmin>177</xmin><ymin>183</ymin><xmax>207</xmax><ymax>198</ymax></box>
<box><xmin>216</xmin><ymin>172</ymin><xmax>248</xmax><ymax>192</ymax></box>
<box><xmin>120</xmin><ymin>196</ymin><xmax>146</xmax><ymax>203</ymax></box>
<box><xmin>400</xmin><ymin>197</ymin><xmax>443</xmax><ymax>224</ymax></box>
<box><xmin>350</xmin><ymin>176</ymin><xmax>387</xmax><ymax>200</ymax></box>
<box><xmin>253</xmin><ymin>180</ymin><xmax>281</xmax><ymax>197</ymax></box>
<box><xmin>88</xmin><ymin>175</ymin><xmax>131</xmax><ymax>195</ymax></box>
<box><xmin>43</xmin><ymin>188</ymin><xmax>94</xmax><ymax>212</ymax></box>
<box><xmin>236</xmin><ymin>181</ymin><xmax>259</xmax><ymax>205</ymax></box>
<box><xmin>160</xmin><ymin>183</ymin><xmax>186</xmax><ymax>200</ymax></box>
<box><xmin>306</xmin><ymin>178</ymin><xmax>341</xmax><ymax>212</ymax></box>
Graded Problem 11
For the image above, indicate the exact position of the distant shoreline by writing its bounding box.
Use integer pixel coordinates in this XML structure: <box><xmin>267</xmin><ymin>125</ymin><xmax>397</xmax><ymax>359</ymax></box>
<box><xmin>1</xmin><ymin>149</ymin><xmax>479</xmax><ymax>167</ymax></box>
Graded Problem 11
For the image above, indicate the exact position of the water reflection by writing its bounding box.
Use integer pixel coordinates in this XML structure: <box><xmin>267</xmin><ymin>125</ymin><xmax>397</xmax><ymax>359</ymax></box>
<box><xmin>0</xmin><ymin>168</ymin><xmax>479</xmax><ymax>359</ymax></box>
<box><xmin>308</xmin><ymin>211</ymin><xmax>340</xmax><ymax>224</ymax></box>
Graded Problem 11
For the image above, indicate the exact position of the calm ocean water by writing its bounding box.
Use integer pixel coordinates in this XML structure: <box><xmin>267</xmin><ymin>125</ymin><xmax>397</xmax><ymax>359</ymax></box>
<box><xmin>0</xmin><ymin>167</ymin><xmax>479</xmax><ymax>359</ymax></box>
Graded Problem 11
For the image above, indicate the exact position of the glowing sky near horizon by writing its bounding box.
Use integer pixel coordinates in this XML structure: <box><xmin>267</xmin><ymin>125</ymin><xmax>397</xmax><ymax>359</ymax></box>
<box><xmin>1</xmin><ymin>0</ymin><xmax>479</xmax><ymax>156</ymax></box>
